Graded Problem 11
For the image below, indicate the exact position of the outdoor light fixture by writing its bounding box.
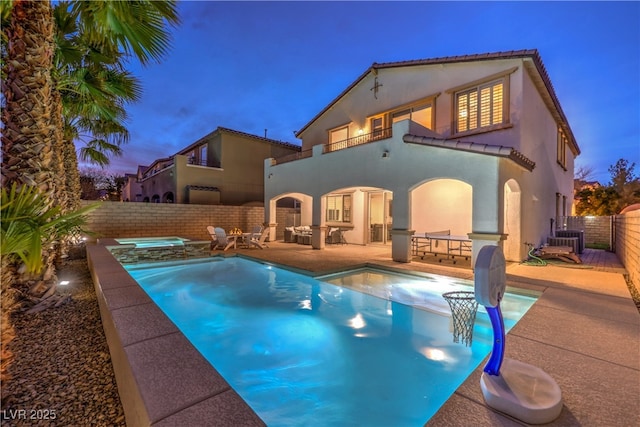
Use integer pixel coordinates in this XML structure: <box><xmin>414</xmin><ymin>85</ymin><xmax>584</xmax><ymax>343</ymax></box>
<box><xmin>382</xmin><ymin>150</ymin><xmax>390</xmax><ymax>158</ymax></box>
<box><xmin>59</xmin><ymin>280</ymin><xmax>70</xmax><ymax>286</ymax></box>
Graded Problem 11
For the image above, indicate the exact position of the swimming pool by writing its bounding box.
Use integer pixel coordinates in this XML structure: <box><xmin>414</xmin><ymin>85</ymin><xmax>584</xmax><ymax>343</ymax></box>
<box><xmin>125</xmin><ymin>257</ymin><xmax>538</xmax><ymax>426</ymax></box>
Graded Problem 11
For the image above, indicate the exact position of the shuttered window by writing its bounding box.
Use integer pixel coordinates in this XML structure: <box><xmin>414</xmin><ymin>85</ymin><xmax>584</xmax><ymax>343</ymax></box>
<box><xmin>557</xmin><ymin>127</ymin><xmax>568</xmax><ymax>169</ymax></box>
<box><xmin>326</xmin><ymin>194</ymin><xmax>352</xmax><ymax>223</ymax></box>
<box><xmin>456</xmin><ymin>80</ymin><xmax>505</xmax><ymax>133</ymax></box>
<box><xmin>329</xmin><ymin>126</ymin><xmax>349</xmax><ymax>144</ymax></box>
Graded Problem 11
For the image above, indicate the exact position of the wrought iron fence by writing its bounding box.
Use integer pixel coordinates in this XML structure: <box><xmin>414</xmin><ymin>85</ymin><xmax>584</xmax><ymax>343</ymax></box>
<box><xmin>272</xmin><ymin>127</ymin><xmax>392</xmax><ymax>164</ymax></box>
<box><xmin>323</xmin><ymin>127</ymin><xmax>392</xmax><ymax>153</ymax></box>
<box><xmin>273</xmin><ymin>149</ymin><xmax>313</xmax><ymax>165</ymax></box>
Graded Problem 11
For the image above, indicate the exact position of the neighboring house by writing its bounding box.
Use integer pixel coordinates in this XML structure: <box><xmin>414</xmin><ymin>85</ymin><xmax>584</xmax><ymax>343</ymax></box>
<box><xmin>121</xmin><ymin>172</ymin><xmax>144</xmax><ymax>202</ymax></box>
<box><xmin>263</xmin><ymin>49</ymin><xmax>580</xmax><ymax>263</ymax></box>
<box><xmin>122</xmin><ymin>127</ymin><xmax>300</xmax><ymax>205</ymax></box>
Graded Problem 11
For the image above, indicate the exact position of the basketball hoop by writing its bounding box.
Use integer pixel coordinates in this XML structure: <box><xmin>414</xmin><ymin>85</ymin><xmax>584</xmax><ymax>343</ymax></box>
<box><xmin>442</xmin><ymin>291</ymin><xmax>479</xmax><ymax>346</ymax></box>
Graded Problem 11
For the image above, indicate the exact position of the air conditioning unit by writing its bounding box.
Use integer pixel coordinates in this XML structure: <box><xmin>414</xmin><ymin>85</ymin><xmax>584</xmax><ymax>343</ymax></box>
<box><xmin>555</xmin><ymin>229</ymin><xmax>584</xmax><ymax>253</ymax></box>
<box><xmin>547</xmin><ymin>237</ymin><xmax>579</xmax><ymax>254</ymax></box>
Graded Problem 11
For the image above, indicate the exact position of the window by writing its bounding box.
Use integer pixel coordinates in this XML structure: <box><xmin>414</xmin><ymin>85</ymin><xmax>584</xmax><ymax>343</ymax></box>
<box><xmin>330</xmin><ymin>126</ymin><xmax>349</xmax><ymax>144</ymax></box>
<box><xmin>371</xmin><ymin>116</ymin><xmax>384</xmax><ymax>138</ymax></box>
<box><xmin>392</xmin><ymin>104</ymin><xmax>432</xmax><ymax>129</ymax></box>
<box><xmin>326</xmin><ymin>194</ymin><xmax>351</xmax><ymax>223</ymax></box>
<box><xmin>557</xmin><ymin>127</ymin><xmax>568</xmax><ymax>169</ymax></box>
<box><xmin>200</xmin><ymin>145</ymin><xmax>207</xmax><ymax>166</ymax></box>
<box><xmin>455</xmin><ymin>80</ymin><xmax>505</xmax><ymax>133</ymax></box>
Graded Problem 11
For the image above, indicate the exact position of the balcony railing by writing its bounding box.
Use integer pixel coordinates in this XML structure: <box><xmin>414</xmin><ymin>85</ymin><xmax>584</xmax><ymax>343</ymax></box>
<box><xmin>273</xmin><ymin>149</ymin><xmax>312</xmax><ymax>165</ymax></box>
<box><xmin>141</xmin><ymin>162</ymin><xmax>174</xmax><ymax>179</ymax></box>
<box><xmin>187</xmin><ymin>157</ymin><xmax>221</xmax><ymax>168</ymax></box>
<box><xmin>323</xmin><ymin>127</ymin><xmax>392</xmax><ymax>153</ymax></box>
<box><xmin>272</xmin><ymin>127</ymin><xmax>393</xmax><ymax>165</ymax></box>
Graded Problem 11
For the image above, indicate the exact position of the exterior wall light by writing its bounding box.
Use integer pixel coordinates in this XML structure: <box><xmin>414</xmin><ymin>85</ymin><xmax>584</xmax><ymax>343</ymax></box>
<box><xmin>382</xmin><ymin>150</ymin><xmax>390</xmax><ymax>158</ymax></box>
<box><xmin>59</xmin><ymin>280</ymin><xmax>70</xmax><ymax>286</ymax></box>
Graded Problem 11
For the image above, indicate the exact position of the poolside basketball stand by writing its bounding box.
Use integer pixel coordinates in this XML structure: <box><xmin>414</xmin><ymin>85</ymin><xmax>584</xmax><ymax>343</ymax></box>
<box><xmin>474</xmin><ymin>246</ymin><xmax>563</xmax><ymax>425</ymax></box>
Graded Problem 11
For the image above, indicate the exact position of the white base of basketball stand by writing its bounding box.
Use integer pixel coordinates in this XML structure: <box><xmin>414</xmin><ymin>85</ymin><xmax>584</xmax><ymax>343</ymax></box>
<box><xmin>480</xmin><ymin>358</ymin><xmax>563</xmax><ymax>424</ymax></box>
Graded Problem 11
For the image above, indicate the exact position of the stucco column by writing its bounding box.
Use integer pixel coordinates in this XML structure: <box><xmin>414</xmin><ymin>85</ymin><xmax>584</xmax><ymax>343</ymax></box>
<box><xmin>390</xmin><ymin>229</ymin><xmax>414</xmax><ymax>263</ymax></box>
<box><xmin>265</xmin><ymin>222</ymin><xmax>277</xmax><ymax>243</ymax></box>
<box><xmin>469</xmin><ymin>173</ymin><xmax>504</xmax><ymax>266</ymax></box>
<box><xmin>388</xmin><ymin>190</ymin><xmax>412</xmax><ymax>262</ymax></box>
<box><xmin>468</xmin><ymin>232</ymin><xmax>506</xmax><ymax>268</ymax></box>
<box><xmin>311</xmin><ymin>195</ymin><xmax>326</xmax><ymax>250</ymax></box>
<box><xmin>472</xmin><ymin>176</ymin><xmax>501</xmax><ymax>233</ymax></box>
<box><xmin>311</xmin><ymin>225</ymin><xmax>327</xmax><ymax>249</ymax></box>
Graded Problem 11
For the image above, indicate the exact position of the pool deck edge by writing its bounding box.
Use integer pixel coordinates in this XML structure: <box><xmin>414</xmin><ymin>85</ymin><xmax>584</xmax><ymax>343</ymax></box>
<box><xmin>87</xmin><ymin>240</ymin><xmax>640</xmax><ymax>427</ymax></box>
<box><xmin>86</xmin><ymin>243</ymin><xmax>265</xmax><ymax>427</ymax></box>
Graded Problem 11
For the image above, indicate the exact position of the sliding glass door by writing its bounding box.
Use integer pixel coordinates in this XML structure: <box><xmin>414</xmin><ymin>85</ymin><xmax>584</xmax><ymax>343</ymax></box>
<box><xmin>368</xmin><ymin>191</ymin><xmax>392</xmax><ymax>244</ymax></box>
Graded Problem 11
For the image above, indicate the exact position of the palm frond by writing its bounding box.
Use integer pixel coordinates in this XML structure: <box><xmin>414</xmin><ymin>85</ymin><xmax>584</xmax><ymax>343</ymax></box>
<box><xmin>1</xmin><ymin>184</ymin><xmax>100</xmax><ymax>274</ymax></box>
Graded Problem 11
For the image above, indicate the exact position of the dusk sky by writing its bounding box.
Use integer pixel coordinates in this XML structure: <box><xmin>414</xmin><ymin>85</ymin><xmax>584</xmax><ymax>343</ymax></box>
<box><xmin>93</xmin><ymin>1</ymin><xmax>640</xmax><ymax>185</ymax></box>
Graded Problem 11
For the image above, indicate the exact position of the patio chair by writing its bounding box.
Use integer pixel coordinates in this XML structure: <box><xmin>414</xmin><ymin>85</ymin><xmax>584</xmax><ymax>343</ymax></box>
<box><xmin>250</xmin><ymin>225</ymin><xmax>263</xmax><ymax>240</ymax></box>
<box><xmin>207</xmin><ymin>225</ymin><xmax>218</xmax><ymax>248</ymax></box>
<box><xmin>326</xmin><ymin>227</ymin><xmax>340</xmax><ymax>244</ymax></box>
<box><xmin>211</xmin><ymin>227</ymin><xmax>236</xmax><ymax>251</ymax></box>
<box><xmin>248</xmin><ymin>227</ymin><xmax>270</xmax><ymax>249</ymax></box>
<box><xmin>284</xmin><ymin>226</ymin><xmax>296</xmax><ymax>243</ymax></box>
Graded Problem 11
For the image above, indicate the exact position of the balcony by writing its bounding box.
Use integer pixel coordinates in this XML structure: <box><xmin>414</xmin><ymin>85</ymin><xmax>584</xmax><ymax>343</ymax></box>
<box><xmin>187</xmin><ymin>156</ymin><xmax>222</xmax><ymax>168</ymax></box>
<box><xmin>141</xmin><ymin>161</ymin><xmax>174</xmax><ymax>179</ymax></box>
<box><xmin>272</xmin><ymin>127</ymin><xmax>393</xmax><ymax>165</ymax></box>
<box><xmin>323</xmin><ymin>127</ymin><xmax>392</xmax><ymax>153</ymax></box>
<box><xmin>273</xmin><ymin>149</ymin><xmax>313</xmax><ymax>165</ymax></box>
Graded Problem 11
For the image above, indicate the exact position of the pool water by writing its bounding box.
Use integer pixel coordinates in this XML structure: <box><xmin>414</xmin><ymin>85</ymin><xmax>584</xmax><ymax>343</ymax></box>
<box><xmin>125</xmin><ymin>257</ymin><xmax>538</xmax><ymax>426</ymax></box>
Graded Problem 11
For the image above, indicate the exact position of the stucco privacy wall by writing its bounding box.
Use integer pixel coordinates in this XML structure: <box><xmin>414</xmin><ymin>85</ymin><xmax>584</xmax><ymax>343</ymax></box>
<box><xmin>615</xmin><ymin>210</ymin><xmax>640</xmax><ymax>290</ymax></box>
<box><xmin>81</xmin><ymin>201</ymin><xmax>297</xmax><ymax>241</ymax></box>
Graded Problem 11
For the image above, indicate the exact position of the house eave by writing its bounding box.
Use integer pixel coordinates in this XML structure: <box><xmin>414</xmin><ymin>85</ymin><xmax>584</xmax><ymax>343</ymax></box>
<box><xmin>403</xmin><ymin>134</ymin><xmax>536</xmax><ymax>172</ymax></box>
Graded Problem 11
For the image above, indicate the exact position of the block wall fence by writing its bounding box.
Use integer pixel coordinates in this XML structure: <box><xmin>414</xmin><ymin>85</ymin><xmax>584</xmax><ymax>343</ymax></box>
<box><xmin>564</xmin><ymin>216</ymin><xmax>613</xmax><ymax>247</ymax></box>
<box><xmin>615</xmin><ymin>210</ymin><xmax>639</xmax><ymax>290</ymax></box>
<box><xmin>81</xmin><ymin>201</ymin><xmax>298</xmax><ymax>242</ymax></box>
<box><xmin>81</xmin><ymin>202</ymin><xmax>639</xmax><ymax>289</ymax></box>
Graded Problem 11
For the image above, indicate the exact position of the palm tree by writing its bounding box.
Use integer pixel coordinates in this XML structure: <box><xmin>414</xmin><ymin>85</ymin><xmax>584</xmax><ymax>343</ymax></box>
<box><xmin>1</xmin><ymin>0</ymin><xmax>58</xmax><ymax>198</ymax></box>
<box><xmin>1</xmin><ymin>0</ymin><xmax>179</xmax><ymax>383</ymax></box>
<box><xmin>3</xmin><ymin>0</ymin><xmax>179</xmax><ymax>203</ymax></box>
<box><xmin>53</xmin><ymin>1</ymin><xmax>144</xmax><ymax>209</ymax></box>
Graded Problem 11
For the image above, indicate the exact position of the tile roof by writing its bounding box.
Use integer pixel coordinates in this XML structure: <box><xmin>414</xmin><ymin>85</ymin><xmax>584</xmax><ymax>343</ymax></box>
<box><xmin>403</xmin><ymin>133</ymin><xmax>536</xmax><ymax>172</ymax></box>
<box><xmin>179</xmin><ymin>126</ymin><xmax>300</xmax><ymax>155</ymax></box>
<box><xmin>295</xmin><ymin>49</ymin><xmax>579</xmax><ymax>155</ymax></box>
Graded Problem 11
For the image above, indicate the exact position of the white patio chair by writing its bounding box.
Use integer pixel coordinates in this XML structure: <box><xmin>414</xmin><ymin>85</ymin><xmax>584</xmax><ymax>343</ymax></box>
<box><xmin>248</xmin><ymin>227</ymin><xmax>270</xmax><ymax>249</ymax></box>
<box><xmin>211</xmin><ymin>227</ymin><xmax>236</xmax><ymax>251</ymax></box>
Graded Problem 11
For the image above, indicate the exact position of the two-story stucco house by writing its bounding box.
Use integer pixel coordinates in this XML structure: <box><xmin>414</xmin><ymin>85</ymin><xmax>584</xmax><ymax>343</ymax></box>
<box><xmin>263</xmin><ymin>49</ymin><xmax>580</xmax><ymax>264</ymax></box>
<box><xmin>122</xmin><ymin>126</ymin><xmax>300</xmax><ymax>205</ymax></box>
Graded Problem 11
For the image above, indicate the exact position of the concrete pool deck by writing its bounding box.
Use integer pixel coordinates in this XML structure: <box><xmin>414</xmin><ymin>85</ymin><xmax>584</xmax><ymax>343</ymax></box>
<box><xmin>88</xmin><ymin>240</ymin><xmax>639</xmax><ymax>426</ymax></box>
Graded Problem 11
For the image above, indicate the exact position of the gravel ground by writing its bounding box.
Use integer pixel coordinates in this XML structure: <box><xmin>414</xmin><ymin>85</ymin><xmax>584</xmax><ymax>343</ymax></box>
<box><xmin>627</xmin><ymin>275</ymin><xmax>640</xmax><ymax>313</ymax></box>
<box><xmin>1</xmin><ymin>259</ymin><xmax>125</xmax><ymax>427</ymax></box>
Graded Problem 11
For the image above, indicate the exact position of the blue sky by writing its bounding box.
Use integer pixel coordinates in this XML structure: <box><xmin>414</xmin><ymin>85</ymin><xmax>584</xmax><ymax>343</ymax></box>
<box><xmin>96</xmin><ymin>1</ymin><xmax>640</xmax><ymax>185</ymax></box>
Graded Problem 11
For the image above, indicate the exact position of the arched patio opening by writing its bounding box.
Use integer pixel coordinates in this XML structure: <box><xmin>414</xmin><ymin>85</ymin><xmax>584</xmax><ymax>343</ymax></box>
<box><xmin>265</xmin><ymin>192</ymin><xmax>313</xmax><ymax>242</ymax></box>
<box><xmin>322</xmin><ymin>186</ymin><xmax>393</xmax><ymax>246</ymax></box>
<box><xmin>410</xmin><ymin>179</ymin><xmax>472</xmax><ymax>235</ymax></box>
<box><xmin>503</xmin><ymin>179</ymin><xmax>522</xmax><ymax>261</ymax></box>
<box><xmin>162</xmin><ymin>191</ymin><xmax>174</xmax><ymax>203</ymax></box>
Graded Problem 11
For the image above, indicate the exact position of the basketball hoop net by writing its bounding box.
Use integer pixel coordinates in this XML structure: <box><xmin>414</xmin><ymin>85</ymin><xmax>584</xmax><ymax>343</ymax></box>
<box><xmin>442</xmin><ymin>291</ymin><xmax>479</xmax><ymax>347</ymax></box>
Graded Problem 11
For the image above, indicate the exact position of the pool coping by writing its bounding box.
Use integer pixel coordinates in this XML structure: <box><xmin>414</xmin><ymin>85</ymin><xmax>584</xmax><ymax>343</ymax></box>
<box><xmin>87</xmin><ymin>239</ymin><xmax>541</xmax><ymax>426</ymax></box>
<box><xmin>87</xmin><ymin>240</ymin><xmax>265</xmax><ymax>426</ymax></box>
<box><xmin>89</xmin><ymin>239</ymin><xmax>639</xmax><ymax>427</ymax></box>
